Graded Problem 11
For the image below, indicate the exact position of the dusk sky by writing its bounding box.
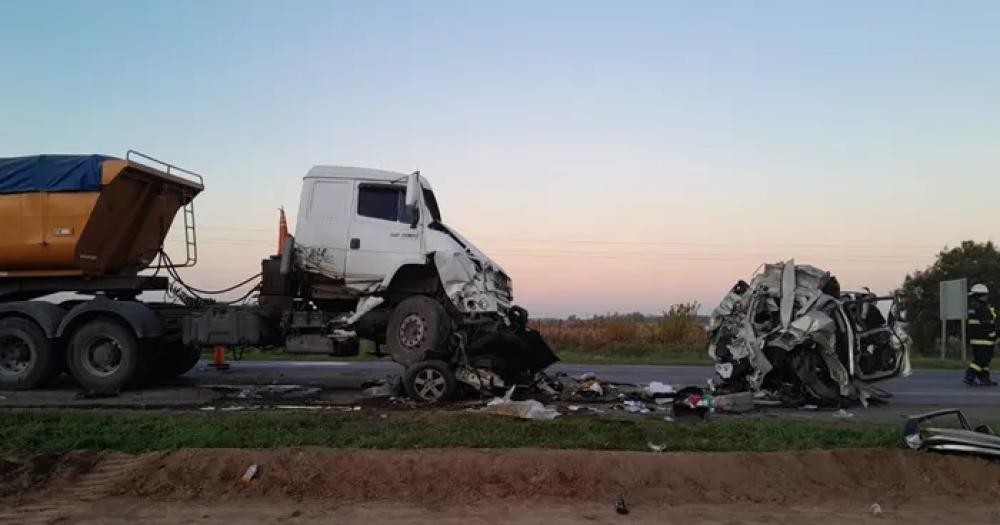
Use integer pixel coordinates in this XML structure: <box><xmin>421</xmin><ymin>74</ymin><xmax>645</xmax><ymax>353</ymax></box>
<box><xmin>3</xmin><ymin>1</ymin><xmax>999</xmax><ymax>317</ymax></box>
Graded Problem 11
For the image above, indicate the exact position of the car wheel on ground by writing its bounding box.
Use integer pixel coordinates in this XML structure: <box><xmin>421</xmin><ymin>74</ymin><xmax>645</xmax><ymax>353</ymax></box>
<box><xmin>403</xmin><ymin>360</ymin><xmax>456</xmax><ymax>403</ymax></box>
<box><xmin>386</xmin><ymin>296</ymin><xmax>451</xmax><ymax>366</ymax></box>
<box><xmin>0</xmin><ymin>317</ymin><xmax>59</xmax><ymax>390</ymax></box>
<box><xmin>67</xmin><ymin>319</ymin><xmax>148</xmax><ymax>392</ymax></box>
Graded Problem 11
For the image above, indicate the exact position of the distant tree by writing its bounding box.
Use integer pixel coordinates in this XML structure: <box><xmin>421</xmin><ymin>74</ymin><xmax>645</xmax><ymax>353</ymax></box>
<box><xmin>898</xmin><ymin>241</ymin><xmax>1000</xmax><ymax>352</ymax></box>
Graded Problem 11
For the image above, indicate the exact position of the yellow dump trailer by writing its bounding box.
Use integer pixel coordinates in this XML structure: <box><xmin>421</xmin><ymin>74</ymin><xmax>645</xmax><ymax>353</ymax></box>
<box><xmin>0</xmin><ymin>152</ymin><xmax>203</xmax><ymax>278</ymax></box>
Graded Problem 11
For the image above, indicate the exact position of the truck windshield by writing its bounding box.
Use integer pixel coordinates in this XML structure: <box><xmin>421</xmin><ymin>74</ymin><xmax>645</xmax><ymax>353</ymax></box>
<box><xmin>423</xmin><ymin>189</ymin><xmax>442</xmax><ymax>223</ymax></box>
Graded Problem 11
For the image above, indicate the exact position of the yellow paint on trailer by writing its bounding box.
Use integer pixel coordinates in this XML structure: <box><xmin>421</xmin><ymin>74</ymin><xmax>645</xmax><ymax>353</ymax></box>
<box><xmin>0</xmin><ymin>158</ymin><xmax>202</xmax><ymax>277</ymax></box>
<box><xmin>0</xmin><ymin>191</ymin><xmax>100</xmax><ymax>273</ymax></box>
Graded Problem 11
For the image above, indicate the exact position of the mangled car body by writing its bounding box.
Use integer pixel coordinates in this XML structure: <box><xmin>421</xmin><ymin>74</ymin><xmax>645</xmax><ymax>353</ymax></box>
<box><xmin>903</xmin><ymin>409</ymin><xmax>1000</xmax><ymax>458</ymax></box>
<box><xmin>708</xmin><ymin>261</ymin><xmax>911</xmax><ymax>404</ymax></box>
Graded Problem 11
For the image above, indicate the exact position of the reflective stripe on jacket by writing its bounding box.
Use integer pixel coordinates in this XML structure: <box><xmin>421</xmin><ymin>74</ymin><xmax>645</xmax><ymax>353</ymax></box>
<box><xmin>968</xmin><ymin>304</ymin><xmax>998</xmax><ymax>346</ymax></box>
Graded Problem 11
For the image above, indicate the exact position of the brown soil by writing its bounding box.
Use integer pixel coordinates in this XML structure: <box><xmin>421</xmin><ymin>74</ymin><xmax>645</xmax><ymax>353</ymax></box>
<box><xmin>1</xmin><ymin>448</ymin><xmax>998</xmax><ymax>524</ymax></box>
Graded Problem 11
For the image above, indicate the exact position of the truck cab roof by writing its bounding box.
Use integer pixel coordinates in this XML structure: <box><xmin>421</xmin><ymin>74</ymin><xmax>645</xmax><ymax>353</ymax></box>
<box><xmin>305</xmin><ymin>165</ymin><xmax>432</xmax><ymax>189</ymax></box>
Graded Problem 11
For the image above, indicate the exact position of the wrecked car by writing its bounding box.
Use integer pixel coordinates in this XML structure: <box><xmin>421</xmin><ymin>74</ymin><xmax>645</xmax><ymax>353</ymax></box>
<box><xmin>903</xmin><ymin>409</ymin><xmax>1000</xmax><ymax>458</ymax></box>
<box><xmin>707</xmin><ymin>261</ymin><xmax>911</xmax><ymax>404</ymax></box>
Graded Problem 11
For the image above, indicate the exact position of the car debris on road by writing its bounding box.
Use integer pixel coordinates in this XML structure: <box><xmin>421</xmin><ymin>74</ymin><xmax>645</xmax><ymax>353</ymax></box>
<box><xmin>477</xmin><ymin>387</ymin><xmax>562</xmax><ymax>420</ymax></box>
<box><xmin>708</xmin><ymin>260</ymin><xmax>912</xmax><ymax>406</ymax></box>
<box><xmin>903</xmin><ymin>408</ymin><xmax>1000</xmax><ymax>459</ymax></box>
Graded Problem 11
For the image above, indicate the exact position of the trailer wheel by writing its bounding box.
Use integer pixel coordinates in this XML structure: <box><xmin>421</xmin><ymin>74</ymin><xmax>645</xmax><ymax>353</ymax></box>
<box><xmin>153</xmin><ymin>344</ymin><xmax>202</xmax><ymax>381</ymax></box>
<box><xmin>403</xmin><ymin>360</ymin><xmax>456</xmax><ymax>403</ymax></box>
<box><xmin>386</xmin><ymin>296</ymin><xmax>451</xmax><ymax>365</ymax></box>
<box><xmin>67</xmin><ymin>319</ymin><xmax>148</xmax><ymax>391</ymax></box>
<box><xmin>0</xmin><ymin>318</ymin><xmax>58</xmax><ymax>390</ymax></box>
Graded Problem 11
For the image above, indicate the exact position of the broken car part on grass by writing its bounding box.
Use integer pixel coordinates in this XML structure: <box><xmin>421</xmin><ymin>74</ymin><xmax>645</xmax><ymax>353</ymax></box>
<box><xmin>903</xmin><ymin>409</ymin><xmax>1000</xmax><ymax>459</ymax></box>
<box><xmin>708</xmin><ymin>261</ymin><xmax>912</xmax><ymax>405</ymax></box>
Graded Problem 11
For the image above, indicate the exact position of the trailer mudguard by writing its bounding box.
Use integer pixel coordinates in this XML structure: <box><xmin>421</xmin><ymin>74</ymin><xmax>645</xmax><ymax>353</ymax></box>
<box><xmin>0</xmin><ymin>301</ymin><xmax>67</xmax><ymax>338</ymax></box>
<box><xmin>57</xmin><ymin>299</ymin><xmax>163</xmax><ymax>339</ymax></box>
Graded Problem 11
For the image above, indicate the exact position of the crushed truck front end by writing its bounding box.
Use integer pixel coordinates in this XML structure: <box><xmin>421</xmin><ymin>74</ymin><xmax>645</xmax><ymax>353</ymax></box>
<box><xmin>277</xmin><ymin>165</ymin><xmax>557</xmax><ymax>399</ymax></box>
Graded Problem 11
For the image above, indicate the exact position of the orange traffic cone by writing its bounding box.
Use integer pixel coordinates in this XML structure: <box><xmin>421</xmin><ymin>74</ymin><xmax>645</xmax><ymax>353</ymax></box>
<box><xmin>277</xmin><ymin>207</ymin><xmax>288</xmax><ymax>255</ymax></box>
<box><xmin>209</xmin><ymin>345</ymin><xmax>230</xmax><ymax>370</ymax></box>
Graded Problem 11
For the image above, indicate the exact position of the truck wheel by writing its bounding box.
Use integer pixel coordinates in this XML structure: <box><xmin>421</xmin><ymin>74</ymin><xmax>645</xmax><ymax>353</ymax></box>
<box><xmin>403</xmin><ymin>360</ymin><xmax>456</xmax><ymax>403</ymax></box>
<box><xmin>0</xmin><ymin>318</ymin><xmax>57</xmax><ymax>390</ymax></box>
<box><xmin>386</xmin><ymin>296</ymin><xmax>451</xmax><ymax>365</ymax></box>
<box><xmin>67</xmin><ymin>319</ymin><xmax>148</xmax><ymax>391</ymax></box>
<box><xmin>153</xmin><ymin>344</ymin><xmax>202</xmax><ymax>381</ymax></box>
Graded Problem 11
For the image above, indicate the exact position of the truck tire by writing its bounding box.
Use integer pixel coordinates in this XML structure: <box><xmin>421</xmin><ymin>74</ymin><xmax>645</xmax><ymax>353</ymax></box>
<box><xmin>153</xmin><ymin>344</ymin><xmax>202</xmax><ymax>381</ymax></box>
<box><xmin>403</xmin><ymin>360</ymin><xmax>456</xmax><ymax>403</ymax></box>
<box><xmin>0</xmin><ymin>318</ymin><xmax>58</xmax><ymax>390</ymax></box>
<box><xmin>386</xmin><ymin>296</ymin><xmax>451</xmax><ymax>366</ymax></box>
<box><xmin>67</xmin><ymin>319</ymin><xmax>149</xmax><ymax>392</ymax></box>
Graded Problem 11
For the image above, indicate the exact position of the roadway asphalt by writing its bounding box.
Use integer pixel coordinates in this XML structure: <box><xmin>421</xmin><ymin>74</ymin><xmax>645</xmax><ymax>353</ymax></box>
<box><xmin>2</xmin><ymin>360</ymin><xmax>997</xmax><ymax>421</ymax></box>
<box><xmin>187</xmin><ymin>360</ymin><xmax>1000</xmax><ymax>405</ymax></box>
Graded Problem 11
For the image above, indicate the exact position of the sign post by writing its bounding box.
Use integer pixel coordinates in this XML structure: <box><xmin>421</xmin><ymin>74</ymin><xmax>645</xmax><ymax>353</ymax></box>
<box><xmin>939</xmin><ymin>278</ymin><xmax>968</xmax><ymax>360</ymax></box>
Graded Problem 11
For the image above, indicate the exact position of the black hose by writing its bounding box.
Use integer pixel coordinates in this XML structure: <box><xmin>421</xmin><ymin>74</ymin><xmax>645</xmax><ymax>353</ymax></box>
<box><xmin>160</xmin><ymin>251</ymin><xmax>261</xmax><ymax>295</ymax></box>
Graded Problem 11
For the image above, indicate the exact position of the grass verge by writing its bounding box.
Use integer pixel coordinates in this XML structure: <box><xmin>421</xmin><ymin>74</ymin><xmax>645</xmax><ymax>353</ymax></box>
<box><xmin>0</xmin><ymin>410</ymin><xmax>901</xmax><ymax>457</ymax></box>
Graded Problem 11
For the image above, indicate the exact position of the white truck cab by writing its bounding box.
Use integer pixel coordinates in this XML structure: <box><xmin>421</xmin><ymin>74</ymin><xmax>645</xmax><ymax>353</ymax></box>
<box><xmin>285</xmin><ymin>166</ymin><xmax>553</xmax><ymax>401</ymax></box>
<box><xmin>293</xmin><ymin>166</ymin><xmax>512</xmax><ymax>316</ymax></box>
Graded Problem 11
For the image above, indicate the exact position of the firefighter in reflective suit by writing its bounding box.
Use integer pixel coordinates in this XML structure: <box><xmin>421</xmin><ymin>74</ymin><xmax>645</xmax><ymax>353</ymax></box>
<box><xmin>964</xmin><ymin>284</ymin><xmax>998</xmax><ymax>386</ymax></box>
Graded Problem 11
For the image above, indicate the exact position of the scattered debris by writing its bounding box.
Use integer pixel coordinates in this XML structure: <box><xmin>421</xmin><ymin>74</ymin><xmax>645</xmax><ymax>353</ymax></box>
<box><xmin>833</xmin><ymin>408</ymin><xmax>855</xmax><ymax>420</ymax></box>
<box><xmin>644</xmin><ymin>381</ymin><xmax>674</xmax><ymax>396</ymax></box>
<box><xmin>621</xmin><ymin>400</ymin><xmax>650</xmax><ymax>414</ymax></box>
<box><xmin>240</xmin><ymin>464</ymin><xmax>258</xmax><ymax>485</ymax></box>
<box><xmin>205</xmin><ymin>384</ymin><xmax>322</xmax><ymax>400</ymax></box>
<box><xmin>615</xmin><ymin>495</ymin><xmax>630</xmax><ymax>515</ymax></box>
<box><xmin>564</xmin><ymin>378</ymin><xmax>609</xmax><ymax>401</ymax></box>
<box><xmin>478</xmin><ymin>386</ymin><xmax>561</xmax><ymax>420</ymax></box>
<box><xmin>673</xmin><ymin>386</ymin><xmax>713</xmax><ymax>419</ymax></box>
<box><xmin>361</xmin><ymin>377</ymin><xmax>401</xmax><ymax>399</ymax></box>
<box><xmin>455</xmin><ymin>366</ymin><xmax>505</xmax><ymax>393</ymax></box>
<box><xmin>713</xmin><ymin>392</ymin><xmax>754</xmax><ymax>413</ymax></box>
<box><xmin>708</xmin><ymin>261</ymin><xmax>912</xmax><ymax>405</ymax></box>
<box><xmin>903</xmin><ymin>408</ymin><xmax>1000</xmax><ymax>458</ymax></box>
<box><xmin>870</xmin><ymin>502</ymin><xmax>883</xmax><ymax>516</ymax></box>
<box><xmin>479</xmin><ymin>398</ymin><xmax>561</xmax><ymax>420</ymax></box>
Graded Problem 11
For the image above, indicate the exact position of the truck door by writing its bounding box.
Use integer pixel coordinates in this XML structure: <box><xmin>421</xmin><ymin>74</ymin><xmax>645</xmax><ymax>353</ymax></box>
<box><xmin>293</xmin><ymin>179</ymin><xmax>352</xmax><ymax>278</ymax></box>
<box><xmin>345</xmin><ymin>183</ymin><xmax>423</xmax><ymax>288</ymax></box>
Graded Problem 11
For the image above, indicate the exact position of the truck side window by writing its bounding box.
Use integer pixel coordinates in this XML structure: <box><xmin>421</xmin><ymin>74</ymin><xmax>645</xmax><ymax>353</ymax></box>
<box><xmin>357</xmin><ymin>185</ymin><xmax>416</xmax><ymax>224</ymax></box>
<box><xmin>358</xmin><ymin>186</ymin><xmax>399</xmax><ymax>221</ymax></box>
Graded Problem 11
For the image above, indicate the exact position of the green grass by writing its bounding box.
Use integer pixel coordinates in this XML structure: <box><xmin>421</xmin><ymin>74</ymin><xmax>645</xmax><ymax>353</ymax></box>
<box><xmin>910</xmin><ymin>356</ymin><xmax>968</xmax><ymax>370</ymax></box>
<box><xmin>0</xmin><ymin>410</ymin><xmax>901</xmax><ymax>457</ymax></box>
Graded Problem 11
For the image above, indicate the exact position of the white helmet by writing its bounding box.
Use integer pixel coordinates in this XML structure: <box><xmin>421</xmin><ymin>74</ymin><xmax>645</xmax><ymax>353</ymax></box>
<box><xmin>970</xmin><ymin>283</ymin><xmax>989</xmax><ymax>295</ymax></box>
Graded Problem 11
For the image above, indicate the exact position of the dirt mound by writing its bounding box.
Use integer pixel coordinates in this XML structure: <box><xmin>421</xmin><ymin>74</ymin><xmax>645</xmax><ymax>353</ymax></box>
<box><xmin>0</xmin><ymin>451</ymin><xmax>99</xmax><ymax>498</ymax></box>
<box><xmin>3</xmin><ymin>448</ymin><xmax>998</xmax><ymax>506</ymax></box>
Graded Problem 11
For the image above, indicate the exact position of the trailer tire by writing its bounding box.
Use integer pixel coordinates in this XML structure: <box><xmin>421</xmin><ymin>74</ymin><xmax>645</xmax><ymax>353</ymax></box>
<box><xmin>403</xmin><ymin>360</ymin><xmax>455</xmax><ymax>403</ymax></box>
<box><xmin>386</xmin><ymin>296</ymin><xmax>451</xmax><ymax>366</ymax></box>
<box><xmin>0</xmin><ymin>318</ymin><xmax>58</xmax><ymax>390</ymax></box>
<box><xmin>153</xmin><ymin>344</ymin><xmax>202</xmax><ymax>381</ymax></box>
<box><xmin>67</xmin><ymin>319</ymin><xmax>148</xmax><ymax>392</ymax></box>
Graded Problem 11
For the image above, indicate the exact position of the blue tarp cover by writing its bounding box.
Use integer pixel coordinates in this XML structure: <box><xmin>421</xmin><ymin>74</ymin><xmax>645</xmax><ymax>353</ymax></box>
<box><xmin>0</xmin><ymin>155</ymin><xmax>114</xmax><ymax>194</ymax></box>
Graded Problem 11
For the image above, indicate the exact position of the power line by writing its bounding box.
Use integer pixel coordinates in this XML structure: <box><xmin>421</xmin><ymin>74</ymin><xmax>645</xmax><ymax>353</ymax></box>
<box><xmin>187</xmin><ymin>228</ymin><xmax>939</xmax><ymax>251</ymax></box>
